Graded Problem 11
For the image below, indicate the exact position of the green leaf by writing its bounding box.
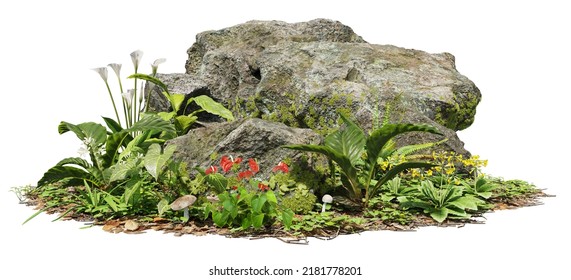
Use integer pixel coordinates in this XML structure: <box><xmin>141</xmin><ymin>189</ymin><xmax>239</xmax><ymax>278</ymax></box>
<box><xmin>174</xmin><ymin>115</ymin><xmax>198</xmax><ymax>134</ymax></box>
<box><xmin>109</xmin><ymin>157</ymin><xmax>140</xmax><ymax>182</ymax></box>
<box><xmin>266</xmin><ymin>191</ymin><xmax>277</xmax><ymax>204</ymax></box>
<box><xmin>252</xmin><ymin>213</ymin><xmax>265</xmax><ymax>229</ymax></box>
<box><xmin>157</xmin><ymin>111</ymin><xmax>177</xmax><ymax>121</ymax></box>
<box><xmin>394</xmin><ymin>138</ymin><xmax>448</xmax><ymax>157</ymax></box>
<box><xmin>117</xmin><ymin>130</ymin><xmax>151</xmax><ymax>162</ymax></box>
<box><xmin>371</xmin><ymin>162</ymin><xmax>435</xmax><ymax>197</ymax></box>
<box><xmin>37</xmin><ymin>164</ymin><xmax>92</xmax><ymax>186</ymax></box>
<box><xmin>281</xmin><ymin>209</ymin><xmax>294</xmax><ymax>230</ymax></box>
<box><xmin>124</xmin><ymin>181</ymin><xmax>142</xmax><ymax>205</ymax></box>
<box><xmin>157</xmin><ymin>199</ymin><xmax>170</xmax><ymax>216</ymax></box>
<box><xmin>128</xmin><ymin>73</ymin><xmax>169</xmax><ymax>93</ymax></box>
<box><xmin>127</xmin><ymin>114</ymin><xmax>176</xmax><ymax>139</ymax></box>
<box><xmin>366</xmin><ymin>123</ymin><xmax>442</xmax><ymax>166</ymax></box>
<box><xmin>324</xmin><ymin>113</ymin><xmax>365</xmax><ymax>165</ymax></box>
<box><xmin>283</xmin><ymin>144</ymin><xmax>361</xmax><ymax>199</ymax></box>
<box><xmin>212</xmin><ymin>211</ymin><xmax>229</xmax><ymax>227</ymax></box>
<box><xmin>451</xmin><ymin>195</ymin><xmax>482</xmax><ymax>211</ymax></box>
<box><xmin>58</xmin><ymin>121</ymin><xmax>108</xmax><ymax>146</ymax></box>
<box><xmin>102</xmin><ymin>131</ymin><xmax>131</xmax><ymax>168</ymax></box>
<box><xmin>205</xmin><ymin>173</ymin><xmax>228</xmax><ymax>194</ymax></box>
<box><xmin>104</xmin><ymin>195</ymin><xmax>120</xmax><ymax>212</ymax></box>
<box><xmin>192</xmin><ymin>95</ymin><xmax>235</xmax><ymax>121</ymax></box>
<box><xmin>144</xmin><ymin>143</ymin><xmax>176</xmax><ymax>180</ymax></box>
<box><xmin>251</xmin><ymin>195</ymin><xmax>267</xmax><ymax>213</ymax></box>
<box><xmin>169</xmin><ymin>93</ymin><xmax>186</xmax><ymax>113</ymax></box>
<box><xmin>430</xmin><ymin>207</ymin><xmax>448</xmax><ymax>223</ymax></box>
<box><xmin>102</xmin><ymin>117</ymin><xmax>124</xmax><ymax>133</ymax></box>
<box><xmin>241</xmin><ymin>216</ymin><xmax>252</xmax><ymax>229</ymax></box>
<box><xmin>22</xmin><ymin>207</ymin><xmax>50</xmax><ymax>225</ymax></box>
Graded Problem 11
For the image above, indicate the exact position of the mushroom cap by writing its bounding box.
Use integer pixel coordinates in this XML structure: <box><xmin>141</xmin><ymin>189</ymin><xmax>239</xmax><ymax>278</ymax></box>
<box><xmin>170</xmin><ymin>195</ymin><xmax>197</xmax><ymax>210</ymax></box>
<box><xmin>322</xmin><ymin>194</ymin><xmax>333</xmax><ymax>203</ymax></box>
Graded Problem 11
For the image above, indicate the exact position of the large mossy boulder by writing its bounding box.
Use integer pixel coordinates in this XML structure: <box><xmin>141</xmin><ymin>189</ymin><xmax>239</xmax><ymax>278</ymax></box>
<box><xmin>150</xmin><ymin>19</ymin><xmax>481</xmax><ymax>156</ymax></box>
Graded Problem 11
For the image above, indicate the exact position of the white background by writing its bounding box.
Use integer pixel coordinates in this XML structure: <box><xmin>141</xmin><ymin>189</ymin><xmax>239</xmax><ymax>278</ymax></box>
<box><xmin>1</xmin><ymin>0</ymin><xmax>569</xmax><ymax>279</ymax></box>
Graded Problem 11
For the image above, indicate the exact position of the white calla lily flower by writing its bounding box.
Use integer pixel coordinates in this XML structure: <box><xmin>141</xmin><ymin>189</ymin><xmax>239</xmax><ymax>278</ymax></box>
<box><xmin>130</xmin><ymin>50</ymin><xmax>144</xmax><ymax>71</ymax></box>
<box><xmin>92</xmin><ymin>67</ymin><xmax>108</xmax><ymax>82</ymax></box>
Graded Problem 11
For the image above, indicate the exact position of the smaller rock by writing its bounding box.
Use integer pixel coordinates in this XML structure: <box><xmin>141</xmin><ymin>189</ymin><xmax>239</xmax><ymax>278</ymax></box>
<box><xmin>124</xmin><ymin>220</ymin><xmax>139</xmax><ymax>231</ymax></box>
<box><xmin>166</xmin><ymin>118</ymin><xmax>323</xmax><ymax>178</ymax></box>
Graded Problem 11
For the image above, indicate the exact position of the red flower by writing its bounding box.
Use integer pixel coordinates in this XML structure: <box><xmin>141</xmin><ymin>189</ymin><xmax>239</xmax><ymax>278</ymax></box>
<box><xmin>249</xmin><ymin>158</ymin><xmax>259</xmax><ymax>173</ymax></box>
<box><xmin>231</xmin><ymin>186</ymin><xmax>238</xmax><ymax>190</ymax></box>
<box><xmin>272</xmin><ymin>161</ymin><xmax>289</xmax><ymax>173</ymax></box>
<box><xmin>221</xmin><ymin>155</ymin><xmax>243</xmax><ymax>173</ymax></box>
<box><xmin>205</xmin><ymin>165</ymin><xmax>218</xmax><ymax>175</ymax></box>
<box><xmin>220</xmin><ymin>156</ymin><xmax>233</xmax><ymax>173</ymax></box>
<box><xmin>238</xmin><ymin>170</ymin><xmax>254</xmax><ymax>180</ymax></box>
<box><xmin>258</xmin><ymin>183</ymin><xmax>269</xmax><ymax>191</ymax></box>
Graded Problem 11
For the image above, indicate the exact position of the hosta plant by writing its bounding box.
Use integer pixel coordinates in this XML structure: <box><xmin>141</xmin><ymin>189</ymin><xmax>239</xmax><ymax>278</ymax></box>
<box><xmin>398</xmin><ymin>180</ymin><xmax>485</xmax><ymax>223</ymax></box>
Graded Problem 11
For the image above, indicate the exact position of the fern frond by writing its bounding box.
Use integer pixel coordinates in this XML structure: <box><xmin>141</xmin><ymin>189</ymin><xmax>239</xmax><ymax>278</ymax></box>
<box><xmin>396</xmin><ymin>138</ymin><xmax>448</xmax><ymax>158</ymax></box>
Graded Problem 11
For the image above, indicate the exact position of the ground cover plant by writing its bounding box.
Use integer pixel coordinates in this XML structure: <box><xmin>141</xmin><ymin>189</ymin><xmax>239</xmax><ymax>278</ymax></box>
<box><xmin>16</xmin><ymin>50</ymin><xmax>549</xmax><ymax>241</ymax></box>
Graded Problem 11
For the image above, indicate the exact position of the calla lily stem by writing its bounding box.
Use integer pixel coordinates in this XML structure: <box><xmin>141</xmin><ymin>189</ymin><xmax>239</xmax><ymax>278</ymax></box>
<box><xmin>104</xmin><ymin>80</ymin><xmax>122</xmax><ymax>127</ymax></box>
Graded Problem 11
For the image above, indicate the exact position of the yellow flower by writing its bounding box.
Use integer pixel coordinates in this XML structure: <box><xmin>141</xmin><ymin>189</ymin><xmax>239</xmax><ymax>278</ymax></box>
<box><xmin>411</xmin><ymin>169</ymin><xmax>421</xmax><ymax>178</ymax></box>
<box><xmin>445</xmin><ymin>167</ymin><xmax>455</xmax><ymax>175</ymax></box>
<box><xmin>425</xmin><ymin>169</ymin><xmax>433</xmax><ymax>177</ymax></box>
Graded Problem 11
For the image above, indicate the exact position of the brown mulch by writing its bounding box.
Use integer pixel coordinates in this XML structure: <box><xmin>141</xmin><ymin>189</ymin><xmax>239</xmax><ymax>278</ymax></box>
<box><xmin>23</xmin><ymin>190</ymin><xmax>552</xmax><ymax>243</ymax></box>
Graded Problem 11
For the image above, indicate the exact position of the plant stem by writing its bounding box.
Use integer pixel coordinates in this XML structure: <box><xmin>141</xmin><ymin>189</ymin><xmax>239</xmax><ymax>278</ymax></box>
<box><xmin>104</xmin><ymin>81</ymin><xmax>122</xmax><ymax>127</ymax></box>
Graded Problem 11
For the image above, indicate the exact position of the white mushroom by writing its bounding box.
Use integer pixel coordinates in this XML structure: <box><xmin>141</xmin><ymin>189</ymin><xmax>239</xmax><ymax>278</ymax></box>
<box><xmin>321</xmin><ymin>194</ymin><xmax>333</xmax><ymax>213</ymax></box>
<box><xmin>170</xmin><ymin>195</ymin><xmax>197</xmax><ymax>221</ymax></box>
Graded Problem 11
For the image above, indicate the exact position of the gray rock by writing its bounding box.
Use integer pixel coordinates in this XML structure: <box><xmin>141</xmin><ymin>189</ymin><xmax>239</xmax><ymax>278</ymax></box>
<box><xmin>151</xmin><ymin>19</ymin><xmax>481</xmax><ymax>156</ymax></box>
<box><xmin>166</xmin><ymin>118</ymin><xmax>322</xmax><ymax>178</ymax></box>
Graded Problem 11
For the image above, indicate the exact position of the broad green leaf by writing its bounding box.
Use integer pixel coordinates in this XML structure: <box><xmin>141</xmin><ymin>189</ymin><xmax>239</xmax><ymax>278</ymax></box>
<box><xmin>266</xmin><ymin>191</ymin><xmax>277</xmax><ymax>204</ymax></box>
<box><xmin>144</xmin><ymin>143</ymin><xmax>176</xmax><ymax>180</ymax></box>
<box><xmin>157</xmin><ymin>111</ymin><xmax>177</xmax><ymax>121</ymax></box>
<box><xmin>127</xmin><ymin>114</ymin><xmax>176</xmax><ymax>135</ymax></box>
<box><xmin>169</xmin><ymin>93</ymin><xmax>186</xmax><ymax>112</ymax></box>
<box><xmin>252</xmin><ymin>213</ymin><xmax>265</xmax><ymax>229</ymax></box>
<box><xmin>102</xmin><ymin>117</ymin><xmax>124</xmax><ymax>133</ymax></box>
<box><xmin>37</xmin><ymin>165</ymin><xmax>92</xmax><ymax>186</ymax></box>
<box><xmin>430</xmin><ymin>207</ymin><xmax>448</xmax><ymax>223</ymax></box>
<box><xmin>102</xmin><ymin>131</ymin><xmax>130</xmax><ymax>168</ymax></box>
<box><xmin>124</xmin><ymin>181</ymin><xmax>142</xmax><ymax>205</ymax></box>
<box><xmin>128</xmin><ymin>73</ymin><xmax>169</xmax><ymax>93</ymax></box>
<box><xmin>192</xmin><ymin>95</ymin><xmax>234</xmax><ymax>121</ymax></box>
<box><xmin>451</xmin><ymin>195</ymin><xmax>482</xmax><ymax>211</ymax></box>
<box><xmin>58</xmin><ymin>121</ymin><xmax>107</xmax><ymax>146</ymax></box>
<box><xmin>324</xmin><ymin>113</ymin><xmax>365</xmax><ymax>165</ymax></box>
<box><xmin>223</xmin><ymin>199</ymin><xmax>237</xmax><ymax>218</ymax></box>
<box><xmin>241</xmin><ymin>216</ymin><xmax>252</xmax><ymax>229</ymax></box>
<box><xmin>175</xmin><ymin>115</ymin><xmax>198</xmax><ymax>134</ymax></box>
<box><xmin>55</xmin><ymin>157</ymin><xmax>92</xmax><ymax>170</ymax></box>
<box><xmin>109</xmin><ymin>158</ymin><xmax>140</xmax><ymax>182</ymax></box>
<box><xmin>251</xmin><ymin>195</ymin><xmax>267</xmax><ymax>213</ymax></box>
<box><xmin>213</xmin><ymin>211</ymin><xmax>229</xmax><ymax>227</ymax></box>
